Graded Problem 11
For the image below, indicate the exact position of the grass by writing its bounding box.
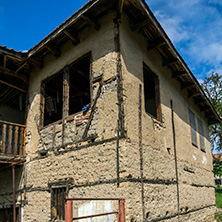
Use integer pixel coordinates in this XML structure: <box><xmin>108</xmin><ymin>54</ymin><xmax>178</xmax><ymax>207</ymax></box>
<box><xmin>216</xmin><ymin>187</ymin><xmax>222</xmax><ymax>208</ymax></box>
<box><xmin>215</xmin><ymin>211</ymin><xmax>222</xmax><ymax>222</ymax></box>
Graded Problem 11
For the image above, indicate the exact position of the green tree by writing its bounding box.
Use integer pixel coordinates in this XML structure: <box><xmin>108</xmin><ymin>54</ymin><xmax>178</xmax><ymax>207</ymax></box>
<box><xmin>202</xmin><ymin>72</ymin><xmax>222</xmax><ymax>151</ymax></box>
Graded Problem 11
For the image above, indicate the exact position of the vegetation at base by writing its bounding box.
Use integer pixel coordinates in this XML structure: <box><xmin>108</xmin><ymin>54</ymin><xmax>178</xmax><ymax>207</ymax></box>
<box><xmin>215</xmin><ymin>187</ymin><xmax>222</xmax><ymax>208</ymax></box>
<box><xmin>215</xmin><ymin>211</ymin><xmax>222</xmax><ymax>222</ymax></box>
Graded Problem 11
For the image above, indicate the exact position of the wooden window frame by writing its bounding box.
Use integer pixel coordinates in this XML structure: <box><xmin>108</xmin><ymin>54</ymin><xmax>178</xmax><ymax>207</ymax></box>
<box><xmin>189</xmin><ymin>109</ymin><xmax>197</xmax><ymax>147</ymax></box>
<box><xmin>143</xmin><ymin>63</ymin><xmax>162</xmax><ymax>121</ymax></box>
<box><xmin>198</xmin><ymin>118</ymin><xmax>205</xmax><ymax>152</ymax></box>
<box><xmin>40</xmin><ymin>53</ymin><xmax>92</xmax><ymax>128</ymax></box>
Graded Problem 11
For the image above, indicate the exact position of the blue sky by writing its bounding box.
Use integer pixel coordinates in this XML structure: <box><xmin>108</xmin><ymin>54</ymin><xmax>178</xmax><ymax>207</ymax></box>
<box><xmin>0</xmin><ymin>0</ymin><xmax>221</xmax><ymax>83</ymax></box>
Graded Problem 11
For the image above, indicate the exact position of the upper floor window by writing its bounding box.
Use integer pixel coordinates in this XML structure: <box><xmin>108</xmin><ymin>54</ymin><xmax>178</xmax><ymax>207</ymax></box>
<box><xmin>143</xmin><ymin>63</ymin><xmax>161</xmax><ymax>120</ymax></box>
<box><xmin>198</xmin><ymin>119</ymin><xmax>205</xmax><ymax>151</ymax></box>
<box><xmin>42</xmin><ymin>54</ymin><xmax>91</xmax><ymax>126</ymax></box>
<box><xmin>189</xmin><ymin>109</ymin><xmax>197</xmax><ymax>146</ymax></box>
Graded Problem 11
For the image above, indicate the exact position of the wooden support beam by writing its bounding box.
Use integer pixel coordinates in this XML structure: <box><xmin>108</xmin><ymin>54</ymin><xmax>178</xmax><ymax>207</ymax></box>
<box><xmin>3</xmin><ymin>55</ymin><xmax>7</xmax><ymax>68</ymax></box>
<box><xmin>63</xmin><ymin>30</ymin><xmax>80</xmax><ymax>45</ymax></box>
<box><xmin>82</xmin><ymin>15</ymin><xmax>100</xmax><ymax>31</ymax></box>
<box><xmin>28</xmin><ymin>57</ymin><xmax>43</xmax><ymax>69</ymax></box>
<box><xmin>195</xmin><ymin>99</ymin><xmax>206</xmax><ymax>106</ymax></box>
<box><xmin>118</xmin><ymin>0</ymin><xmax>124</xmax><ymax>16</ymax></box>
<box><xmin>0</xmin><ymin>79</ymin><xmax>26</xmax><ymax>93</ymax></box>
<box><xmin>0</xmin><ymin>66</ymin><xmax>28</xmax><ymax>83</ymax></box>
<box><xmin>172</xmin><ymin>71</ymin><xmax>187</xmax><ymax>79</ymax></box>
<box><xmin>181</xmin><ymin>82</ymin><xmax>195</xmax><ymax>90</ymax></box>
<box><xmin>45</xmin><ymin>44</ymin><xmax>61</xmax><ymax>58</ymax></box>
<box><xmin>147</xmin><ymin>41</ymin><xmax>166</xmax><ymax>51</ymax></box>
<box><xmin>162</xmin><ymin>58</ymin><xmax>178</xmax><ymax>67</ymax></box>
<box><xmin>200</xmin><ymin>106</ymin><xmax>211</xmax><ymax>112</ymax></box>
<box><xmin>71</xmin><ymin>65</ymin><xmax>88</xmax><ymax>79</ymax></box>
<box><xmin>131</xmin><ymin>19</ymin><xmax>151</xmax><ymax>32</ymax></box>
<box><xmin>188</xmin><ymin>91</ymin><xmax>201</xmax><ymax>98</ymax></box>
<box><xmin>15</xmin><ymin>61</ymin><xmax>28</xmax><ymax>74</ymax></box>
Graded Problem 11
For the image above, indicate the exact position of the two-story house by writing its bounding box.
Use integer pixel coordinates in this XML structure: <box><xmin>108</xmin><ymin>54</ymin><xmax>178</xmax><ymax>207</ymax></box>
<box><xmin>0</xmin><ymin>0</ymin><xmax>220</xmax><ymax>221</ymax></box>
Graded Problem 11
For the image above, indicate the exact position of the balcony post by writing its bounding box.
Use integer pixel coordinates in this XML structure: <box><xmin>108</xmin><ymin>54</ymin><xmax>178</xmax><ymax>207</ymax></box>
<box><xmin>65</xmin><ymin>199</ymin><xmax>72</xmax><ymax>222</ymax></box>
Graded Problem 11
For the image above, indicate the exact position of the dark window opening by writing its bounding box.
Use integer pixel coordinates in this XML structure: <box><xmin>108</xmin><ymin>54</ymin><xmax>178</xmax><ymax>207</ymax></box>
<box><xmin>52</xmin><ymin>187</ymin><xmax>66</xmax><ymax>221</ymax></box>
<box><xmin>42</xmin><ymin>54</ymin><xmax>91</xmax><ymax>126</ymax></box>
<box><xmin>189</xmin><ymin>110</ymin><xmax>197</xmax><ymax>146</ymax></box>
<box><xmin>143</xmin><ymin>63</ymin><xmax>161</xmax><ymax>120</ymax></box>
<box><xmin>198</xmin><ymin>119</ymin><xmax>205</xmax><ymax>151</ymax></box>
<box><xmin>44</xmin><ymin>72</ymin><xmax>63</xmax><ymax>126</ymax></box>
<box><xmin>69</xmin><ymin>55</ymin><xmax>90</xmax><ymax>115</ymax></box>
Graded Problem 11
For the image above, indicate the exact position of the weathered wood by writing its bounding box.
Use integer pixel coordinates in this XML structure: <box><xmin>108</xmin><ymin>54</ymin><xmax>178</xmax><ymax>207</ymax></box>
<box><xmin>131</xmin><ymin>19</ymin><xmax>150</xmax><ymax>32</ymax></box>
<box><xmin>45</xmin><ymin>44</ymin><xmax>61</xmax><ymax>58</ymax></box>
<box><xmin>195</xmin><ymin>100</ymin><xmax>206</xmax><ymax>105</ymax></box>
<box><xmin>19</xmin><ymin>127</ymin><xmax>25</xmax><ymax>155</ymax></box>
<box><xmin>0</xmin><ymin>79</ymin><xmax>26</xmax><ymax>93</ymax></box>
<box><xmin>15</xmin><ymin>61</ymin><xmax>28</xmax><ymax>74</ymax></box>
<box><xmin>14</xmin><ymin>126</ymin><xmax>19</xmax><ymax>155</ymax></box>
<box><xmin>40</xmin><ymin>82</ymin><xmax>45</xmax><ymax>128</ymax></box>
<box><xmin>63</xmin><ymin>30</ymin><xmax>80</xmax><ymax>45</ymax></box>
<box><xmin>63</xmin><ymin>66</ymin><xmax>70</xmax><ymax>119</ymax></box>
<box><xmin>28</xmin><ymin>57</ymin><xmax>44</xmax><ymax>69</ymax></box>
<box><xmin>2</xmin><ymin>124</ymin><xmax>6</xmax><ymax>154</ymax></box>
<box><xmin>82</xmin><ymin>15</ymin><xmax>100</xmax><ymax>31</ymax></box>
<box><xmin>172</xmin><ymin>71</ymin><xmax>187</xmax><ymax>79</ymax></box>
<box><xmin>7</xmin><ymin>125</ymin><xmax>13</xmax><ymax>154</ymax></box>
<box><xmin>118</xmin><ymin>0</ymin><xmax>124</xmax><ymax>16</ymax></box>
<box><xmin>147</xmin><ymin>40</ymin><xmax>166</xmax><ymax>51</ymax></box>
<box><xmin>3</xmin><ymin>55</ymin><xmax>7</xmax><ymax>68</ymax></box>
<box><xmin>188</xmin><ymin>92</ymin><xmax>201</xmax><ymax>98</ymax></box>
<box><xmin>71</xmin><ymin>65</ymin><xmax>88</xmax><ymax>79</ymax></box>
<box><xmin>0</xmin><ymin>66</ymin><xmax>28</xmax><ymax>82</ymax></box>
<box><xmin>162</xmin><ymin>58</ymin><xmax>178</xmax><ymax>67</ymax></box>
<box><xmin>181</xmin><ymin>82</ymin><xmax>195</xmax><ymax>90</ymax></box>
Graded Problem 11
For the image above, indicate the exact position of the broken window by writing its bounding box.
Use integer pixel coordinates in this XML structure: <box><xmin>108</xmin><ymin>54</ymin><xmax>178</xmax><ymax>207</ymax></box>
<box><xmin>189</xmin><ymin>110</ymin><xmax>197</xmax><ymax>146</ymax></box>
<box><xmin>143</xmin><ymin>63</ymin><xmax>161</xmax><ymax>120</ymax></box>
<box><xmin>51</xmin><ymin>187</ymin><xmax>66</xmax><ymax>221</ymax></box>
<box><xmin>198</xmin><ymin>119</ymin><xmax>205</xmax><ymax>151</ymax></box>
<box><xmin>42</xmin><ymin>54</ymin><xmax>91</xmax><ymax>126</ymax></box>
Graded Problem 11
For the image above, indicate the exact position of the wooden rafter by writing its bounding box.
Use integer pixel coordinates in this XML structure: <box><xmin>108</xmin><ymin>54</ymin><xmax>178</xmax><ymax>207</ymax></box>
<box><xmin>188</xmin><ymin>92</ymin><xmax>201</xmax><ymax>98</ymax></box>
<box><xmin>162</xmin><ymin>58</ymin><xmax>178</xmax><ymax>67</ymax></box>
<box><xmin>45</xmin><ymin>44</ymin><xmax>61</xmax><ymax>58</ymax></box>
<box><xmin>195</xmin><ymin>99</ymin><xmax>206</xmax><ymax>105</ymax></box>
<box><xmin>131</xmin><ymin>19</ymin><xmax>151</xmax><ymax>32</ymax></box>
<box><xmin>15</xmin><ymin>61</ymin><xmax>28</xmax><ymax>74</ymax></box>
<box><xmin>181</xmin><ymin>82</ymin><xmax>195</xmax><ymax>90</ymax></box>
<box><xmin>63</xmin><ymin>30</ymin><xmax>80</xmax><ymax>45</ymax></box>
<box><xmin>71</xmin><ymin>66</ymin><xmax>88</xmax><ymax>79</ymax></box>
<box><xmin>82</xmin><ymin>15</ymin><xmax>100</xmax><ymax>31</ymax></box>
<box><xmin>0</xmin><ymin>79</ymin><xmax>26</xmax><ymax>93</ymax></box>
<box><xmin>118</xmin><ymin>0</ymin><xmax>124</xmax><ymax>16</ymax></box>
<box><xmin>0</xmin><ymin>66</ymin><xmax>28</xmax><ymax>83</ymax></box>
<box><xmin>172</xmin><ymin>71</ymin><xmax>187</xmax><ymax>79</ymax></box>
<box><xmin>147</xmin><ymin>41</ymin><xmax>166</xmax><ymax>51</ymax></box>
<box><xmin>28</xmin><ymin>57</ymin><xmax>43</xmax><ymax>69</ymax></box>
<box><xmin>3</xmin><ymin>55</ymin><xmax>7</xmax><ymax>68</ymax></box>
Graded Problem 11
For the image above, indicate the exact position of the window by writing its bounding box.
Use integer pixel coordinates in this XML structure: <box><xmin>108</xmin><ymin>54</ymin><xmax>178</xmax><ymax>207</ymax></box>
<box><xmin>143</xmin><ymin>63</ymin><xmax>161</xmax><ymax>120</ymax></box>
<box><xmin>189</xmin><ymin>110</ymin><xmax>197</xmax><ymax>146</ymax></box>
<box><xmin>42</xmin><ymin>54</ymin><xmax>91</xmax><ymax>126</ymax></box>
<box><xmin>198</xmin><ymin>119</ymin><xmax>205</xmax><ymax>151</ymax></box>
<box><xmin>52</xmin><ymin>187</ymin><xmax>66</xmax><ymax>221</ymax></box>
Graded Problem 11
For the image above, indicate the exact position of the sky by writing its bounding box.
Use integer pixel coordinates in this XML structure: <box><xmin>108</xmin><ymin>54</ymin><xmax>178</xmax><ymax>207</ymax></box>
<box><xmin>0</xmin><ymin>0</ymin><xmax>221</xmax><ymax>83</ymax></box>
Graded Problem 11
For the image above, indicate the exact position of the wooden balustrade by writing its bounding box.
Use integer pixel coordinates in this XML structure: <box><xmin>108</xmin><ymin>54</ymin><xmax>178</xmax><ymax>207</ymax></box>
<box><xmin>0</xmin><ymin>120</ymin><xmax>25</xmax><ymax>156</ymax></box>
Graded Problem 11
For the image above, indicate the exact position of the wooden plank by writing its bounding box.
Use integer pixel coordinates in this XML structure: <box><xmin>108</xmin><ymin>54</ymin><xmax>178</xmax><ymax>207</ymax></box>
<box><xmin>147</xmin><ymin>41</ymin><xmax>166</xmax><ymax>51</ymax></box>
<box><xmin>14</xmin><ymin>126</ymin><xmax>19</xmax><ymax>155</ymax></box>
<box><xmin>7</xmin><ymin>125</ymin><xmax>13</xmax><ymax>154</ymax></box>
<box><xmin>131</xmin><ymin>19</ymin><xmax>150</xmax><ymax>32</ymax></box>
<box><xmin>172</xmin><ymin>71</ymin><xmax>187</xmax><ymax>79</ymax></box>
<box><xmin>15</xmin><ymin>61</ymin><xmax>28</xmax><ymax>74</ymax></box>
<box><xmin>19</xmin><ymin>127</ymin><xmax>25</xmax><ymax>155</ymax></box>
<box><xmin>0</xmin><ymin>66</ymin><xmax>28</xmax><ymax>82</ymax></box>
<box><xmin>3</xmin><ymin>55</ymin><xmax>7</xmax><ymax>68</ymax></box>
<box><xmin>28</xmin><ymin>57</ymin><xmax>44</xmax><ymax>69</ymax></box>
<box><xmin>118</xmin><ymin>0</ymin><xmax>124</xmax><ymax>15</ymax></box>
<box><xmin>0</xmin><ymin>120</ymin><xmax>25</xmax><ymax>128</ymax></box>
<box><xmin>1</xmin><ymin>124</ymin><xmax>6</xmax><ymax>154</ymax></box>
<box><xmin>63</xmin><ymin>66</ymin><xmax>69</xmax><ymax>119</ymax></box>
<box><xmin>45</xmin><ymin>44</ymin><xmax>61</xmax><ymax>58</ymax></box>
<box><xmin>0</xmin><ymin>79</ymin><xmax>26</xmax><ymax>93</ymax></box>
<box><xmin>63</xmin><ymin>30</ymin><xmax>80</xmax><ymax>45</ymax></box>
<box><xmin>82</xmin><ymin>15</ymin><xmax>100</xmax><ymax>31</ymax></box>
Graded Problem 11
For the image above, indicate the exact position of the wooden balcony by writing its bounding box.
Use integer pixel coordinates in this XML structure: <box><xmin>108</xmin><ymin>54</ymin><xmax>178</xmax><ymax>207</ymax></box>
<box><xmin>0</xmin><ymin>120</ymin><xmax>25</xmax><ymax>156</ymax></box>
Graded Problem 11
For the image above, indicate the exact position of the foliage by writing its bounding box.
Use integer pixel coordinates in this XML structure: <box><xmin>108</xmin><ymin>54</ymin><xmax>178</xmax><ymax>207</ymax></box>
<box><xmin>202</xmin><ymin>72</ymin><xmax>222</xmax><ymax>151</ymax></box>
<box><xmin>216</xmin><ymin>187</ymin><xmax>222</xmax><ymax>209</ymax></box>
<box><xmin>215</xmin><ymin>211</ymin><xmax>222</xmax><ymax>222</ymax></box>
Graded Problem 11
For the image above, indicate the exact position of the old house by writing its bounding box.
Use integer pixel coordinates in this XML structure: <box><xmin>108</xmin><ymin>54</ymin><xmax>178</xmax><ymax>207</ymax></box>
<box><xmin>0</xmin><ymin>0</ymin><xmax>220</xmax><ymax>221</ymax></box>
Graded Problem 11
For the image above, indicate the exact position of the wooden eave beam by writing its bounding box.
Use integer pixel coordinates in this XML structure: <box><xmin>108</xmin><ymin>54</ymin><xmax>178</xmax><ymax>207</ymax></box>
<box><xmin>15</xmin><ymin>61</ymin><xmax>28</xmax><ymax>74</ymax></box>
<box><xmin>163</xmin><ymin>58</ymin><xmax>179</xmax><ymax>67</ymax></box>
<box><xmin>147</xmin><ymin>41</ymin><xmax>166</xmax><ymax>51</ymax></box>
<box><xmin>188</xmin><ymin>91</ymin><xmax>201</xmax><ymax>98</ymax></box>
<box><xmin>63</xmin><ymin>30</ymin><xmax>80</xmax><ymax>45</ymax></box>
<box><xmin>82</xmin><ymin>15</ymin><xmax>100</xmax><ymax>31</ymax></box>
<box><xmin>45</xmin><ymin>44</ymin><xmax>61</xmax><ymax>58</ymax></box>
<box><xmin>3</xmin><ymin>55</ymin><xmax>7</xmax><ymax>68</ymax></box>
<box><xmin>28</xmin><ymin>57</ymin><xmax>43</xmax><ymax>69</ymax></box>
<box><xmin>0</xmin><ymin>79</ymin><xmax>26</xmax><ymax>93</ymax></box>
<box><xmin>200</xmin><ymin>106</ymin><xmax>211</xmax><ymax>112</ymax></box>
<box><xmin>195</xmin><ymin>99</ymin><xmax>206</xmax><ymax>106</ymax></box>
<box><xmin>0</xmin><ymin>66</ymin><xmax>28</xmax><ymax>83</ymax></box>
<box><xmin>172</xmin><ymin>71</ymin><xmax>188</xmax><ymax>79</ymax></box>
<box><xmin>131</xmin><ymin>19</ymin><xmax>151</xmax><ymax>32</ymax></box>
<box><xmin>181</xmin><ymin>82</ymin><xmax>195</xmax><ymax>90</ymax></box>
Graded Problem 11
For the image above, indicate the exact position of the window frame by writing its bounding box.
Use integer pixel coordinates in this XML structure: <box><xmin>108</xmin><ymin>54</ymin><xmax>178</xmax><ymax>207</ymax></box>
<box><xmin>198</xmin><ymin>118</ymin><xmax>205</xmax><ymax>152</ymax></box>
<box><xmin>143</xmin><ymin>62</ymin><xmax>161</xmax><ymax>121</ymax></box>
<box><xmin>189</xmin><ymin>109</ymin><xmax>197</xmax><ymax>147</ymax></box>
<box><xmin>40</xmin><ymin>53</ymin><xmax>92</xmax><ymax>128</ymax></box>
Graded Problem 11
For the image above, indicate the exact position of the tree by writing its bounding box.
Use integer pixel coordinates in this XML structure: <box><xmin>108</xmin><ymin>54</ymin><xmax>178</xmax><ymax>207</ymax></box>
<box><xmin>201</xmin><ymin>72</ymin><xmax>222</xmax><ymax>151</ymax></box>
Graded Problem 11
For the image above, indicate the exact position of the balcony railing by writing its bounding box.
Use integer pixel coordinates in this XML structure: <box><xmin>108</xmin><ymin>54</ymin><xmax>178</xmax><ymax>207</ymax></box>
<box><xmin>0</xmin><ymin>120</ymin><xmax>25</xmax><ymax>156</ymax></box>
